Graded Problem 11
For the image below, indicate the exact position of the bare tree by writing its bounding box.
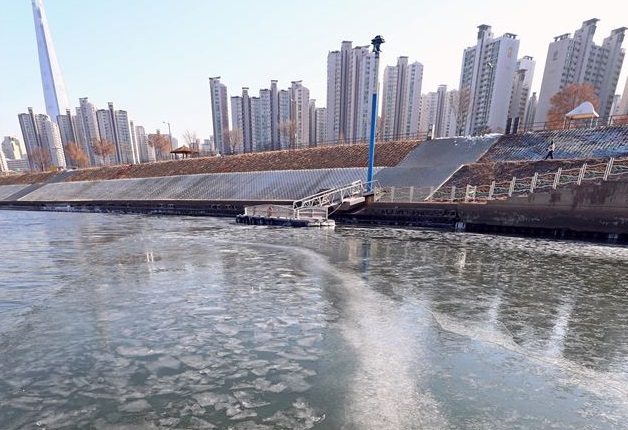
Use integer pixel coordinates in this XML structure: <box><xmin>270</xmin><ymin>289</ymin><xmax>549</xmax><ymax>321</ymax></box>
<box><xmin>65</xmin><ymin>141</ymin><xmax>89</xmax><ymax>168</ymax></box>
<box><xmin>547</xmin><ymin>83</ymin><xmax>599</xmax><ymax>129</ymax></box>
<box><xmin>29</xmin><ymin>146</ymin><xmax>52</xmax><ymax>171</ymax></box>
<box><xmin>92</xmin><ymin>139</ymin><xmax>116</xmax><ymax>165</ymax></box>
<box><xmin>148</xmin><ymin>133</ymin><xmax>172</xmax><ymax>160</ymax></box>
<box><xmin>279</xmin><ymin>120</ymin><xmax>297</xmax><ymax>149</ymax></box>
<box><xmin>183</xmin><ymin>130</ymin><xmax>199</xmax><ymax>150</ymax></box>
<box><xmin>226</xmin><ymin>129</ymin><xmax>243</xmax><ymax>154</ymax></box>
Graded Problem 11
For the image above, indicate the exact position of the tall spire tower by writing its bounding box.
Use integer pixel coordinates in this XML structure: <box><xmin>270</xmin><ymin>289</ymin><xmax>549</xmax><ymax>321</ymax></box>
<box><xmin>31</xmin><ymin>0</ymin><xmax>70</xmax><ymax>122</ymax></box>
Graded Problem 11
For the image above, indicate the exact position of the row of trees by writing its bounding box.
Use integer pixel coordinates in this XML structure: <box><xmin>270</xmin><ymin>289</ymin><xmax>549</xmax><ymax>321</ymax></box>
<box><xmin>222</xmin><ymin>120</ymin><xmax>299</xmax><ymax>154</ymax></box>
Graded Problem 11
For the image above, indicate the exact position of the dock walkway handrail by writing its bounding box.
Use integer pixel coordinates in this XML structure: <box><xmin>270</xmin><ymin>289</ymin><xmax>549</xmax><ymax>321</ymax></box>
<box><xmin>427</xmin><ymin>157</ymin><xmax>627</xmax><ymax>202</ymax></box>
<box><xmin>292</xmin><ymin>180</ymin><xmax>381</xmax><ymax>210</ymax></box>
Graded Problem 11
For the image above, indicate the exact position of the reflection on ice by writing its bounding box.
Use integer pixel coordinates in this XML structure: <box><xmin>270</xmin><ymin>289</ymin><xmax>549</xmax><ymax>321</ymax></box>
<box><xmin>0</xmin><ymin>212</ymin><xmax>627</xmax><ymax>429</ymax></box>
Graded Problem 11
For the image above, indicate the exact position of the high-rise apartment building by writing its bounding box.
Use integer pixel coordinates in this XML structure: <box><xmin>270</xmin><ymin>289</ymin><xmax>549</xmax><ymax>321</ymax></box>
<box><xmin>18</xmin><ymin>108</ymin><xmax>66</xmax><ymax>170</ymax></box>
<box><xmin>459</xmin><ymin>25</ymin><xmax>520</xmax><ymax>135</ymax></box>
<box><xmin>524</xmin><ymin>92</ymin><xmax>538</xmax><ymax>130</ymax></box>
<box><xmin>278</xmin><ymin>90</ymin><xmax>291</xmax><ymax>149</ymax></box>
<box><xmin>95</xmin><ymin>103</ymin><xmax>136</xmax><ymax>164</ymax></box>
<box><xmin>95</xmin><ymin>109</ymin><xmax>117</xmax><ymax>164</ymax></box>
<box><xmin>347</xmin><ymin>45</ymin><xmax>378</xmax><ymax>142</ymax></box>
<box><xmin>270</xmin><ymin>80</ymin><xmax>280</xmax><ymax>149</ymax></box>
<box><xmin>433</xmin><ymin>85</ymin><xmax>449</xmax><ymax>138</ymax></box>
<box><xmin>419</xmin><ymin>87</ymin><xmax>460</xmax><ymax>139</ymax></box>
<box><xmin>259</xmin><ymin>89</ymin><xmax>273</xmax><ymax>151</ymax></box>
<box><xmin>308</xmin><ymin>100</ymin><xmax>317</xmax><ymax>146</ymax></box>
<box><xmin>419</xmin><ymin>92</ymin><xmax>438</xmax><ymax>136</ymax></box>
<box><xmin>290</xmin><ymin>81</ymin><xmax>310</xmax><ymax>149</ymax></box>
<box><xmin>241</xmin><ymin>88</ymin><xmax>253</xmax><ymax>153</ymax></box>
<box><xmin>0</xmin><ymin>146</ymin><xmax>7</xmax><ymax>173</ymax></box>
<box><xmin>77</xmin><ymin>97</ymin><xmax>100</xmax><ymax>164</ymax></box>
<box><xmin>381</xmin><ymin>57</ymin><xmax>423</xmax><ymax>139</ymax></box>
<box><xmin>230</xmin><ymin>95</ymin><xmax>243</xmax><ymax>153</ymax></box>
<box><xmin>57</xmin><ymin>109</ymin><xmax>79</xmax><ymax>147</ymax></box>
<box><xmin>250</xmin><ymin>96</ymin><xmax>263</xmax><ymax>152</ymax></box>
<box><xmin>535</xmin><ymin>19</ymin><xmax>626</xmax><ymax>123</ymax></box>
<box><xmin>326</xmin><ymin>41</ymin><xmax>378</xmax><ymax>143</ymax></box>
<box><xmin>209</xmin><ymin>77</ymin><xmax>230</xmax><ymax>155</ymax></box>
<box><xmin>1</xmin><ymin>137</ymin><xmax>26</xmax><ymax>160</ymax></box>
<box><xmin>314</xmin><ymin>108</ymin><xmax>327</xmax><ymax>145</ymax></box>
<box><xmin>616</xmin><ymin>76</ymin><xmax>628</xmax><ymax>116</ymax></box>
<box><xmin>382</xmin><ymin>57</ymin><xmax>423</xmax><ymax>140</ymax></box>
<box><xmin>508</xmin><ymin>56</ymin><xmax>535</xmax><ymax>131</ymax></box>
<box><xmin>31</xmin><ymin>0</ymin><xmax>70</xmax><ymax>122</ymax></box>
<box><xmin>113</xmin><ymin>108</ymin><xmax>136</xmax><ymax>164</ymax></box>
<box><xmin>134</xmin><ymin>125</ymin><xmax>155</xmax><ymax>163</ymax></box>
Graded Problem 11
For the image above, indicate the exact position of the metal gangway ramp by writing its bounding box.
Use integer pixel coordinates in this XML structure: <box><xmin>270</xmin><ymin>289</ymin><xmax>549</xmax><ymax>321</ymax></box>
<box><xmin>237</xmin><ymin>180</ymin><xmax>379</xmax><ymax>228</ymax></box>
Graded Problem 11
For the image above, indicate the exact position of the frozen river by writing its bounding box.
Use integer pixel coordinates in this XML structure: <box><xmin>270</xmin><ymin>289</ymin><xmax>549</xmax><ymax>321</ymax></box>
<box><xmin>0</xmin><ymin>211</ymin><xmax>627</xmax><ymax>429</ymax></box>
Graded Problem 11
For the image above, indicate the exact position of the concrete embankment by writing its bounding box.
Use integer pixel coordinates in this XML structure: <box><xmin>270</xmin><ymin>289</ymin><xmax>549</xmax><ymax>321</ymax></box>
<box><xmin>1</xmin><ymin>128</ymin><xmax>627</xmax><ymax>243</ymax></box>
<box><xmin>2</xmin><ymin>178</ymin><xmax>625</xmax><ymax>243</ymax></box>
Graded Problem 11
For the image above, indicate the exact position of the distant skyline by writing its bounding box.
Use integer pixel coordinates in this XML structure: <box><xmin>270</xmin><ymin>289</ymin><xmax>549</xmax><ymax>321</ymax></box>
<box><xmin>1</xmin><ymin>0</ymin><xmax>626</xmax><ymax>143</ymax></box>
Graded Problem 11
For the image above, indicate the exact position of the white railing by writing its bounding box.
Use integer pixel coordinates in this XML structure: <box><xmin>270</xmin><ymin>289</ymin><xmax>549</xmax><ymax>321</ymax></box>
<box><xmin>428</xmin><ymin>157</ymin><xmax>627</xmax><ymax>202</ymax></box>
<box><xmin>244</xmin><ymin>204</ymin><xmax>296</xmax><ymax>218</ymax></box>
<box><xmin>377</xmin><ymin>186</ymin><xmax>436</xmax><ymax>203</ymax></box>
<box><xmin>292</xmin><ymin>180</ymin><xmax>380</xmax><ymax>210</ymax></box>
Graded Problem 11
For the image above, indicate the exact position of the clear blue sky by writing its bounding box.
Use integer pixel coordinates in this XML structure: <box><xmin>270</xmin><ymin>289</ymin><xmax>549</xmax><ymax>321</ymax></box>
<box><xmin>1</xmin><ymin>0</ymin><xmax>626</xmax><ymax>143</ymax></box>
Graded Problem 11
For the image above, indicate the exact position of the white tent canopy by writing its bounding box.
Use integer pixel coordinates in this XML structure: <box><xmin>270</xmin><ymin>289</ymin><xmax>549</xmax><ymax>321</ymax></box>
<box><xmin>565</xmin><ymin>101</ymin><xmax>599</xmax><ymax>120</ymax></box>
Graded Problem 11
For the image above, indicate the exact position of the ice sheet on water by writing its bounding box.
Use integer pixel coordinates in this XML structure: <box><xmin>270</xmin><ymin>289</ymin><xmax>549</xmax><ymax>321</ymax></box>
<box><xmin>228</xmin><ymin>421</ymin><xmax>273</xmax><ymax>430</ymax></box>
<box><xmin>430</xmin><ymin>310</ymin><xmax>522</xmax><ymax>352</ymax></box>
<box><xmin>158</xmin><ymin>417</ymin><xmax>180</xmax><ymax>427</ymax></box>
<box><xmin>187</xmin><ymin>416</ymin><xmax>217</xmax><ymax>429</ymax></box>
<box><xmin>278</xmin><ymin>373</ymin><xmax>312</xmax><ymax>393</ymax></box>
<box><xmin>115</xmin><ymin>346</ymin><xmax>156</xmax><ymax>358</ymax></box>
<box><xmin>262</xmin><ymin>398</ymin><xmax>324</xmax><ymax>429</ymax></box>
<box><xmin>233</xmin><ymin>390</ymin><xmax>271</xmax><ymax>409</ymax></box>
<box><xmin>251</xmin><ymin>377</ymin><xmax>287</xmax><ymax>393</ymax></box>
<box><xmin>119</xmin><ymin>399</ymin><xmax>151</xmax><ymax>413</ymax></box>
<box><xmin>179</xmin><ymin>354</ymin><xmax>208</xmax><ymax>369</ymax></box>
<box><xmin>146</xmin><ymin>355</ymin><xmax>181</xmax><ymax>373</ymax></box>
<box><xmin>193</xmin><ymin>392</ymin><xmax>233</xmax><ymax>408</ymax></box>
<box><xmin>277</xmin><ymin>346</ymin><xmax>318</xmax><ymax>361</ymax></box>
<box><xmin>296</xmin><ymin>335</ymin><xmax>322</xmax><ymax>348</ymax></box>
<box><xmin>215</xmin><ymin>324</ymin><xmax>241</xmax><ymax>337</ymax></box>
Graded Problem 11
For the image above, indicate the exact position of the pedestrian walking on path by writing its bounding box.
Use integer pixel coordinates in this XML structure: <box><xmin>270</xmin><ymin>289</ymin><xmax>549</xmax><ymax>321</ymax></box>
<box><xmin>544</xmin><ymin>140</ymin><xmax>555</xmax><ymax>160</ymax></box>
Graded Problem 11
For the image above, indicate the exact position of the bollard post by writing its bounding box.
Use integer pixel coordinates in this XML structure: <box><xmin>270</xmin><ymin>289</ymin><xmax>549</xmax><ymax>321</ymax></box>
<box><xmin>530</xmin><ymin>172</ymin><xmax>538</xmax><ymax>193</ymax></box>
<box><xmin>603</xmin><ymin>158</ymin><xmax>615</xmax><ymax>181</ymax></box>
<box><xmin>488</xmin><ymin>181</ymin><xmax>495</xmax><ymax>200</ymax></box>
<box><xmin>577</xmin><ymin>163</ymin><xmax>587</xmax><ymax>185</ymax></box>
<box><xmin>409</xmin><ymin>186</ymin><xmax>415</xmax><ymax>202</ymax></box>
<box><xmin>508</xmin><ymin>177</ymin><xmax>516</xmax><ymax>197</ymax></box>
<box><xmin>450</xmin><ymin>186</ymin><xmax>456</xmax><ymax>202</ymax></box>
<box><xmin>552</xmin><ymin>168</ymin><xmax>562</xmax><ymax>189</ymax></box>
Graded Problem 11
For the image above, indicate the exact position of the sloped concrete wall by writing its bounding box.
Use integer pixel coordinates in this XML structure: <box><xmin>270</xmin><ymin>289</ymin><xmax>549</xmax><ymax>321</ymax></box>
<box><xmin>481</xmin><ymin>126</ymin><xmax>628</xmax><ymax>162</ymax></box>
<box><xmin>375</xmin><ymin>135</ymin><xmax>500</xmax><ymax>199</ymax></box>
<box><xmin>17</xmin><ymin>168</ymin><xmax>379</xmax><ymax>202</ymax></box>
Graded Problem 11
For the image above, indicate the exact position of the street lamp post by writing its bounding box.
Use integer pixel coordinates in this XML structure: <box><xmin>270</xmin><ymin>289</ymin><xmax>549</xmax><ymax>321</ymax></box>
<box><xmin>367</xmin><ymin>35</ymin><xmax>384</xmax><ymax>193</ymax></box>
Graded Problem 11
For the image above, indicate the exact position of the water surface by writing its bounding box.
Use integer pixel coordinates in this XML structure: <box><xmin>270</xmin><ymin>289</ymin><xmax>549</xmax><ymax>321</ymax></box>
<box><xmin>0</xmin><ymin>211</ymin><xmax>627</xmax><ymax>429</ymax></box>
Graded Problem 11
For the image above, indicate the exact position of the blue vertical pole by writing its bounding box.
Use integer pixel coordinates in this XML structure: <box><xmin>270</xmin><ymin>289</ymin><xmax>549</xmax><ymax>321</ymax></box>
<box><xmin>366</xmin><ymin>51</ymin><xmax>380</xmax><ymax>193</ymax></box>
<box><xmin>366</xmin><ymin>92</ymin><xmax>378</xmax><ymax>191</ymax></box>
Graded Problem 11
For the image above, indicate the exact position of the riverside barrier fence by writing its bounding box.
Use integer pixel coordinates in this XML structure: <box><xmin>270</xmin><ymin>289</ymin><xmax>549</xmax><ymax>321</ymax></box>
<box><xmin>427</xmin><ymin>157</ymin><xmax>628</xmax><ymax>203</ymax></box>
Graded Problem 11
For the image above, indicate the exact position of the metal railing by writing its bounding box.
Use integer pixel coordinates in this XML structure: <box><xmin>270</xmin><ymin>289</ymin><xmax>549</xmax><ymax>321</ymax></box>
<box><xmin>377</xmin><ymin>186</ymin><xmax>436</xmax><ymax>203</ymax></box>
<box><xmin>428</xmin><ymin>157</ymin><xmax>627</xmax><ymax>202</ymax></box>
<box><xmin>244</xmin><ymin>204</ymin><xmax>329</xmax><ymax>220</ymax></box>
<box><xmin>293</xmin><ymin>180</ymin><xmax>380</xmax><ymax>210</ymax></box>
